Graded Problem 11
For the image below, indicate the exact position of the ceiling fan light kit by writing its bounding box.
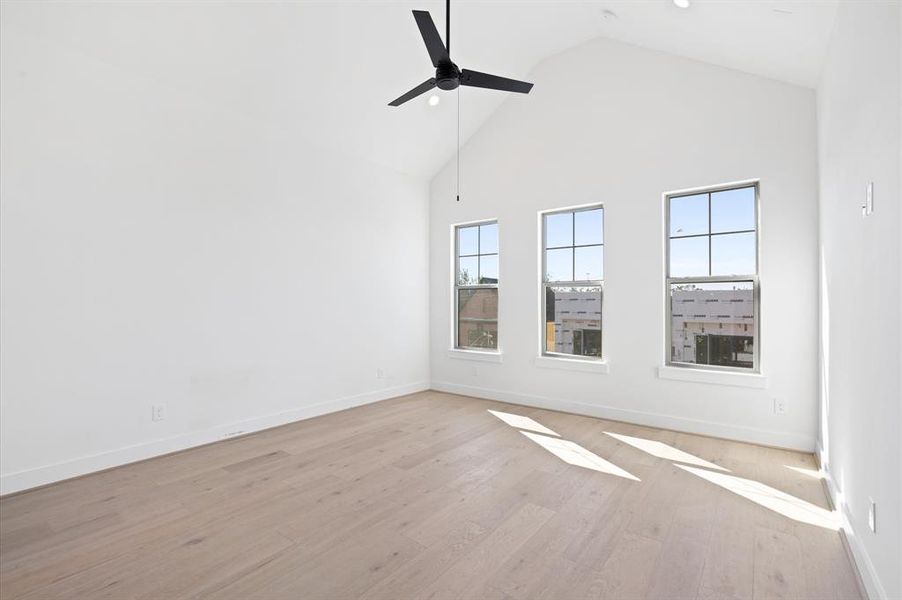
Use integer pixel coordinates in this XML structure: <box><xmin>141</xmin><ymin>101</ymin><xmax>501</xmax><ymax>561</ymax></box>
<box><xmin>388</xmin><ymin>0</ymin><xmax>534</xmax><ymax>106</ymax></box>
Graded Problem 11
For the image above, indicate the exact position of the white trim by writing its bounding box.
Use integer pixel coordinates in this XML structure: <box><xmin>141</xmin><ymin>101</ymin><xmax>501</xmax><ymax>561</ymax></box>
<box><xmin>538</xmin><ymin>200</ymin><xmax>606</xmax><ymax>215</ymax></box>
<box><xmin>664</xmin><ymin>178</ymin><xmax>760</xmax><ymax>199</ymax></box>
<box><xmin>451</xmin><ymin>216</ymin><xmax>500</xmax><ymax>228</ymax></box>
<box><xmin>535</xmin><ymin>355</ymin><xmax>609</xmax><ymax>374</ymax></box>
<box><xmin>817</xmin><ymin>442</ymin><xmax>887</xmax><ymax>600</ymax></box>
<box><xmin>447</xmin><ymin>348</ymin><xmax>503</xmax><ymax>363</ymax></box>
<box><xmin>0</xmin><ymin>381</ymin><xmax>430</xmax><ymax>496</ymax></box>
<box><xmin>657</xmin><ymin>365</ymin><xmax>768</xmax><ymax>389</ymax></box>
<box><xmin>431</xmin><ymin>380</ymin><xmax>812</xmax><ymax>451</ymax></box>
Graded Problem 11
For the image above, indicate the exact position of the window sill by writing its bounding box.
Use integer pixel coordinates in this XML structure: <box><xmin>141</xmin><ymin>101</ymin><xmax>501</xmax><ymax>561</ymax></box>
<box><xmin>535</xmin><ymin>355</ymin><xmax>609</xmax><ymax>374</ymax></box>
<box><xmin>448</xmin><ymin>349</ymin><xmax>503</xmax><ymax>363</ymax></box>
<box><xmin>657</xmin><ymin>365</ymin><xmax>768</xmax><ymax>389</ymax></box>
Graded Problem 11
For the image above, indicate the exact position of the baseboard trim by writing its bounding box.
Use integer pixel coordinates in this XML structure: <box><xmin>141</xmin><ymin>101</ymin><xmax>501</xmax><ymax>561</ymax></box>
<box><xmin>816</xmin><ymin>443</ymin><xmax>887</xmax><ymax>600</ymax></box>
<box><xmin>431</xmin><ymin>380</ymin><xmax>815</xmax><ymax>451</ymax></box>
<box><xmin>0</xmin><ymin>381</ymin><xmax>430</xmax><ymax>496</ymax></box>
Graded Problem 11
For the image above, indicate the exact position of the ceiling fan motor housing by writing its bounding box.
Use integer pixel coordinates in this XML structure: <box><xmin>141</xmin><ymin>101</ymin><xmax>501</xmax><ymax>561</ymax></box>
<box><xmin>436</xmin><ymin>62</ymin><xmax>461</xmax><ymax>90</ymax></box>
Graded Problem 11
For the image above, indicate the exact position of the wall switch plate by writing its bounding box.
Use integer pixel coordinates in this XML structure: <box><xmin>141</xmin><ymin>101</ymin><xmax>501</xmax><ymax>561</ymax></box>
<box><xmin>862</xmin><ymin>182</ymin><xmax>874</xmax><ymax>216</ymax></box>
<box><xmin>376</xmin><ymin>368</ymin><xmax>385</xmax><ymax>379</ymax></box>
<box><xmin>868</xmin><ymin>498</ymin><xmax>877</xmax><ymax>533</ymax></box>
<box><xmin>152</xmin><ymin>404</ymin><xmax>167</xmax><ymax>422</ymax></box>
<box><xmin>773</xmin><ymin>398</ymin><xmax>786</xmax><ymax>414</ymax></box>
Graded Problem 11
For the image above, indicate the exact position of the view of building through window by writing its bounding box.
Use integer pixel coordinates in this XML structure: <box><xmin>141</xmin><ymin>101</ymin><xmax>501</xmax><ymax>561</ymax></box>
<box><xmin>458</xmin><ymin>288</ymin><xmax>498</xmax><ymax>349</ymax></box>
<box><xmin>545</xmin><ymin>287</ymin><xmax>602</xmax><ymax>357</ymax></box>
<box><xmin>542</xmin><ymin>207</ymin><xmax>604</xmax><ymax>359</ymax></box>
<box><xmin>667</xmin><ymin>185</ymin><xmax>758</xmax><ymax>370</ymax></box>
<box><xmin>456</xmin><ymin>222</ymin><xmax>499</xmax><ymax>350</ymax></box>
<box><xmin>670</xmin><ymin>282</ymin><xmax>754</xmax><ymax>368</ymax></box>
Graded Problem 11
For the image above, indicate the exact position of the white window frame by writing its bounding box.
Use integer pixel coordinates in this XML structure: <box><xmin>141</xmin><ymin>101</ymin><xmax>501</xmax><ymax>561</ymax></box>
<box><xmin>453</xmin><ymin>219</ymin><xmax>500</xmax><ymax>353</ymax></box>
<box><xmin>539</xmin><ymin>204</ymin><xmax>605</xmax><ymax>362</ymax></box>
<box><xmin>664</xmin><ymin>181</ymin><xmax>761</xmax><ymax>373</ymax></box>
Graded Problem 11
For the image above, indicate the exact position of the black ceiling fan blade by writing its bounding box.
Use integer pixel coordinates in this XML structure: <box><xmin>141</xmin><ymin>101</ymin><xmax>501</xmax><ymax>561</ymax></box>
<box><xmin>460</xmin><ymin>69</ymin><xmax>533</xmax><ymax>94</ymax></box>
<box><xmin>412</xmin><ymin>10</ymin><xmax>449</xmax><ymax>67</ymax></box>
<box><xmin>388</xmin><ymin>78</ymin><xmax>437</xmax><ymax>106</ymax></box>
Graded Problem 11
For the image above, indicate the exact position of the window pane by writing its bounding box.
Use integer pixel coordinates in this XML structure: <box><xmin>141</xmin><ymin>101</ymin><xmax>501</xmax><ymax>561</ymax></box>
<box><xmin>458</xmin><ymin>226</ymin><xmax>478</xmax><ymax>256</ymax></box>
<box><xmin>711</xmin><ymin>232</ymin><xmax>756</xmax><ymax>276</ymax></box>
<box><xmin>545</xmin><ymin>248</ymin><xmax>573</xmax><ymax>282</ymax></box>
<box><xmin>670</xmin><ymin>282</ymin><xmax>754</xmax><ymax>369</ymax></box>
<box><xmin>574</xmin><ymin>208</ymin><xmax>603</xmax><ymax>246</ymax></box>
<box><xmin>479</xmin><ymin>254</ymin><xmax>499</xmax><ymax>283</ymax></box>
<box><xmin>458</xmin><ymin>288</ymin><xmax>498</xmax><ymax>349</ymax></box>
<box><xmin>544</xmin><ymin>286</ymin><xmax>602</xmax><ymax>358</ymax></box>
<box><xmin>711</xmin><ymin>187</ymin><xmax>755</xmax><ymax>233</ymax></box>
<box><xmin>479</xmin><ymin>223</ymin><xmax>498</xmax><ymax>254</ymax></box>
<box><xmin>574</xmin><ymin>245</ymin><xmax>603</xmax><ymax>281</ymax></box>
<box><xmin>458</xmin><ymin>256</ymin><xmax>478</xmax><ymax>285</ymax></box>
<box><xmin>670</xmin><ymin>193</ymin><xmax>708</xmax><ymax>237</ymax></box>
<box><xmin>545</xmin><ymin>212</ymin><xmax>573</xmax><ymax>248</ymax></box>
<box><xmin>670</xmin><ymin>236</ymin><xmax>709</xmax><ymax>277</ymax></box>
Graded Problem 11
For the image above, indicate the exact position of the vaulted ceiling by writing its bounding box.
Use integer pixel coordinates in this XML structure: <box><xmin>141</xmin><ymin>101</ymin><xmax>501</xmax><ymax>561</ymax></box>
<box><xmin>3</xmin><ymin>1</ymin><xmax>837</xmax><ymax>179</ymax></box>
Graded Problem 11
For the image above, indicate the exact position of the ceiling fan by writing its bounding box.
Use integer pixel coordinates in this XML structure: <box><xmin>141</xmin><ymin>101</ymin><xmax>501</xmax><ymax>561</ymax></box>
<box><xmin>388</xmin><ymin>0</ymin><xmax>534</xmax><ymax>106</ymax></box>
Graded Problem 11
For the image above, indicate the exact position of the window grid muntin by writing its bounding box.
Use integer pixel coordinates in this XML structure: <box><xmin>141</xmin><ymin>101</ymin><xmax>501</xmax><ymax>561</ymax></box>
<box><xmin>541</xmin><ymin>205</ymin><xmax>604</xmax><ymax>360</ymax></box>
<box><xmin>666</xmin><ymin>183</ymin><xmax>760</xmax><ymax>372</ymax></box>
<box><xmin>455</xmin><ymin>221</ymin><xmax>499</xmax><ymax>351</ymax></box>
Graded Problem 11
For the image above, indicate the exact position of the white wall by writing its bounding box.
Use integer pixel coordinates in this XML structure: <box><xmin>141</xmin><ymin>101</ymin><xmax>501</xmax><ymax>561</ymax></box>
<box><xmin>430</xmin><ymin>37</ymin><xmax>820</xmax><ymax>451</ymax></box>
<box><xmin>0</xmin><ymin>12</ymin><xmax>429</xmax><ymax>494</ymax></box>
<box><xmin>817</xmin><ymin>2</ymin><xmax>902</xmax><ymax>598</ymax></box>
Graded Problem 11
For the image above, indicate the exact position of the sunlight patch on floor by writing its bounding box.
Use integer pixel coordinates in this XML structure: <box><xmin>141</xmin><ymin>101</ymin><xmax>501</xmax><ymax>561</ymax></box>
<box><xmin>785</xmin><ymin>465</ymin><xmax>822</xmax><ymax>479</ymax></box>
<box><xmin>605</xmin><ymin>431</ymin><xmax>728</xmax><ymax>471</ymax></box>
<box><xmin>488</xmin><ymin>410</ymin><xmax>559</xmax><ymax>436</ymax></box>
<box><xmin>676</xmin><ymin>464</ymin><xmax>839</xmax><ymax>530</ymax></box>
<box><xmin>521</xmin><ymin>431</ymin><xmax>640</xmax><ymax>481</ymax></box>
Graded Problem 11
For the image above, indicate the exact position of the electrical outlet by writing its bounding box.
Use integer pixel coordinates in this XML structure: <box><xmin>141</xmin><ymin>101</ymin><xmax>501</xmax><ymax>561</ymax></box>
<box><xmin>152</xmin><ymin>404</ymin><xmax>167</xmax><ymax>422</ymax></box>
<box><xmin>868</xmin><ymin>498</ymin><xmax>877</xmax><ymax>533</ymax></box>
<box><xmin>470</xmin><ymin>366</ymin><xmax>478</xmax><ymax>377</ymax></box>
<box><xmin>773</xmin><ymin>398</ymin><xmax>786</xmax><ymax>415</ymax></box>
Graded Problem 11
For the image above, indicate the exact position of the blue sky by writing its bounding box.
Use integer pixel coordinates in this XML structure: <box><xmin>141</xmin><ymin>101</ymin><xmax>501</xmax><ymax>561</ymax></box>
<box><xmin>669</xmin><ymin>186</ymin><xmax>756</xmax><ymax>277</ymax></box>
<box><xmin>544</xmin><ymin>208</ymin><xmax>604</xmax><ymax>281</ymax></box>
<box><xmin>457</xmin><ymin>187</ymin><xmax>756</xmax><ymax>283</ymax></box>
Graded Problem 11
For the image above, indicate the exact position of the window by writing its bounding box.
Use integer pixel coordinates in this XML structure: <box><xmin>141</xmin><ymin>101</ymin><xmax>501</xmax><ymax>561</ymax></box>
<box><xmin>542</xmin><ymin>206</ymin><xmax>604</xmax><ymax>359</ymax></box>
<box><xmin>455</xmin><ymin>221</ymin><xmax>499</xmax><ymax>350</ymax></box>
<box><xmin>666</xmin><ymin>183</ymin><xmax>758</xmax><ymax>371</ymax></box>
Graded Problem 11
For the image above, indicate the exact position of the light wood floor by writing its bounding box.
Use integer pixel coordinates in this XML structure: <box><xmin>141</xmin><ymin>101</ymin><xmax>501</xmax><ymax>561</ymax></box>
<box><xmin>0</xmin><ymin>391</ymin><xmax>863</xmax><ymax>600</ymax></box>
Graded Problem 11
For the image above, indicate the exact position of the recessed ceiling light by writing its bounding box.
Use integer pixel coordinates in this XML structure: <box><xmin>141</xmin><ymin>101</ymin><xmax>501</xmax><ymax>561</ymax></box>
<box><xmin>601</xmin><ymin>9</ymin><xmax>618</xmax><ymax>21</ymax></box>
<box><xmin>428</xmin><ymin>94</ymin><xmax>440</xmax><ymax>106</ymax></box>
<box><xmin>673</xmin><ymin>0</ymin><xmax>690</xmax><ymax>8</ymax></box>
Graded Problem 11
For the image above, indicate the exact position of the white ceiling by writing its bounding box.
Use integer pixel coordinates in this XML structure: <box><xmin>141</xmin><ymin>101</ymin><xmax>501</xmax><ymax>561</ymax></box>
<box><xmin>4</xmin><ymin>1</ymin><xmax>837</xmax><ymax>179</ymax></box>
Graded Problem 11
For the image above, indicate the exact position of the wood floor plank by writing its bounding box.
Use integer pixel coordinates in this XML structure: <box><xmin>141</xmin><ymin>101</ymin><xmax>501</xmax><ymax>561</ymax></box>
<box><xmin>753</xmin><ymin>526</ymin><xmax>807</xmax><ymax>599</ymax></box>
<box><xmin>360</xmin><ymin>520</ymin><xmax>487</xmax><ymax>600</ymax></box>
<box><xmin>208</xmin><ymin>519</ymin><xmax>424</xmax><ymax>600</ymax></box>
<box><xmin>413</xmin><ymin>502</ymin><xmax>556</xmax><ymax>600</ymax></box>
<box><xmin>488</xmin><ymin>510</ymin><xmax>582</xmax><ymax>600</ymax></box>
<box><xmin>0</xmin><ymin>391</ymin><xmax>862</xmax><ymax>600</ymax></box>
<box><xmin>697</xmin><ymin>523</ymin><xmax>756</xmax><ymax>600</ymax></box>
<box><xmin>577</xmin><ymin>531</ymin><xmax>663</xmax><ymax>599</ymax></box>
<box><xmin>645</xmin><ymin>470</ymin><xmax>718</xmax><ymax>600</ymax></box>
